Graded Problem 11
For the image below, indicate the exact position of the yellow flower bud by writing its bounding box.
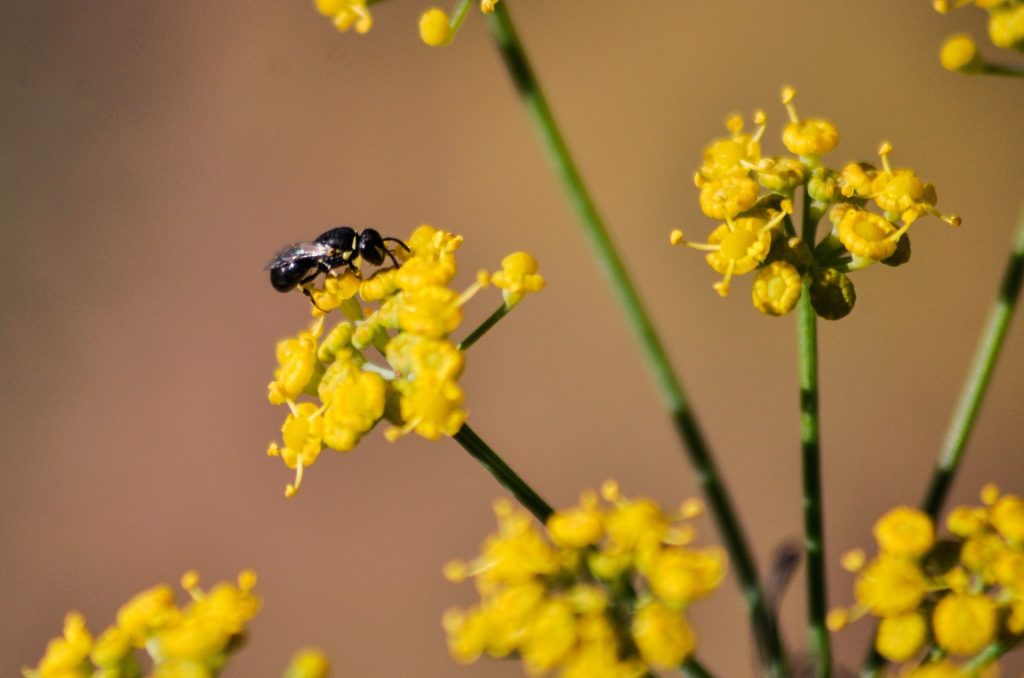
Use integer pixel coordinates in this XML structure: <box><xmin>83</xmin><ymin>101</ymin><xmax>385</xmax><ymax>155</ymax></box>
<box><xmin>932</xmin><ymin>593</ymin><xmax>997</xmax><ymax>656</ymax></box>
<box><xmin>419</xmin><ymin>9</ymin><xmax>452</xmax><ymax>47</ymax></box>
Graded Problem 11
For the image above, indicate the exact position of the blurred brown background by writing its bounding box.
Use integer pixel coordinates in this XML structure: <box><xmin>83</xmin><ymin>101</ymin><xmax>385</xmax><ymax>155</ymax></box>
<box><xmin>2</xmin><ymin>1</ymin><xmax>1023</xmax><ymax>676</ymax></box>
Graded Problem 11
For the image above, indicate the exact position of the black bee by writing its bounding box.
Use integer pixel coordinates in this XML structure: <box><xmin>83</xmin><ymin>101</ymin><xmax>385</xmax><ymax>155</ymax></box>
<box><xmin>266</xmin><ymin>227</ymin><xmax>410</xmax><ymax>294</ymax></box>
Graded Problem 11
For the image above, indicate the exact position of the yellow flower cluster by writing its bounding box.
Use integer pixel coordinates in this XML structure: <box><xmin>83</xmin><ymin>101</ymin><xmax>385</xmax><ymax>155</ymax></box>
<box><xmin>21</xmin><ymin>571</ymin><xmax>323</xmax><ymax>678</ymax></box>
<box><xmin>312</xmin><ymin>0</ymin><xmax>502</xmax><ymax>46</ymax></box>
<box><xmin>829</xmin><ymin>485</ymin><xmax>1024</xmax><ymax>673</ymax></box>
<box><xmin>267</xmin><ymin>225</ymin><xmax>543</xmax><ymax>497</ymax></box>
<box><xmin>671</xmin><ymin>87</ymin><xmax>959</xmax><ymax>319</ymax></box>
<box><xmin>442</xmin><ymin>482</ymin><xmax>726</xmax><ymax>676</ymax></box>
<box><xmin>935</xmin><ymin>1</ymin><xmax>1024</xmax><ymax>73</ymax></box>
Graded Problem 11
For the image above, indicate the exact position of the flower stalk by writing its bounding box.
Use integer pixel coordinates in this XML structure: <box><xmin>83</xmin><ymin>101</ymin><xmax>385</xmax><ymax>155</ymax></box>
<box><xmin>798</xmin><ymin>193</ymin><xmax>830</xmax><ymax>678</ymax></box>
<box><xmin>452</xmin><ymin>422</ymin><xmax>553</xmax><ymax>522</ymax></box>
<box><xmin>483</xmin><ymin>5</ymin><xmax>786</xmax><ymax>675</ymax></box>
<box><xmin>922</xmin><ymin>208</ymin><xmax>1024</xmax><ymax>518</ymax></box>
<box><xmin>457</xmin><ymin>302</ymin><xmax>510</xmax><ymax>352</ymax></box>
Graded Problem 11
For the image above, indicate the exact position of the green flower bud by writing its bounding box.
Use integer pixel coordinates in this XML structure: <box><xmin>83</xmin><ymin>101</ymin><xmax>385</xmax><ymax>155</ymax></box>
<box><xmin>810</xmin><ymin>268</ymin><xmax>856</xmax><ymax>320</ymax></box>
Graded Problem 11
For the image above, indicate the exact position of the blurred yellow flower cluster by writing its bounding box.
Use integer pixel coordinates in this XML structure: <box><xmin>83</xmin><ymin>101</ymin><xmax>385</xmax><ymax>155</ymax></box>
<box><xmin>23</xmin><ymin>571</ymin><xmax>327</xmax><ymax>678</ymax></box>
<box><xmin>442</xmin><ymin>482</ymin><xmax>726</xmax><ymax>676</ymax></box>
<box><xmin>829</xmin><ymin>485</ymin><xmax>1024</xmax><ymax>674</ymax></box>
<box><xmin>936</xmin><ymin>1</ymin><xmax>1024</xmax><ymax>73</ymax></box>
<box><xmin>313</xmin><ymin>0</ymin><xmax>503</xmax><ymax>46</ymax></box>
<box><xmin>671</xmin><ymin>87</ymin><xmax>959</xmax><ymax>319</ymax></box>
<box><xmin>267</xmin><ymin>225</ymin><xmax>543</xmax><ymax>496</ymax></box>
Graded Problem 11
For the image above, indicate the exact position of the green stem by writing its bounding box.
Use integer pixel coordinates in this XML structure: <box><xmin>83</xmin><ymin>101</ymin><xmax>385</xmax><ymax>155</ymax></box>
<box><xmin>980</xmin><ymin>64</ymin><xmax>1024</xmax><ymax>78</ymax></box>
<box><xmin>922</xmin><ymin>209</ymin><xmax>1024</xmax><ymax>518</ymax></box>
<box><xmin>457</xmin><ymin>303</ymin><xmax>511</xmax><ymax>351</ymax></box>
<box><xmin>452</xmin><ymin>423</ymin><xmax>553</xmax><ymax>522</ymax></box>
<box><xmin>447</xmin><ymin>0</ymin><xmax>474</xmax><ymax>34</ymax></box>
<box><xmin>681</xmin><ymin>657</ymin><xmax>716</xmax><ymax>678</ymax></box>
<box><xmin>483</xmin><ymin>6</ymin><xmax>786</xmax><ymax>676</ymax></box>
<box><xmin>863</xmin><ymin>208</ymin><xmax>1024</xmax><ymax>676</ymax></box>
<box><xmin>963</xmin><ymin>641</ymin><xmax>1013</xmax><ymax>675</ymax></box>
<box><xmin>798</xmin><ymin>195</ymin><xmax>830</xmax><ymax>678</ymax></box>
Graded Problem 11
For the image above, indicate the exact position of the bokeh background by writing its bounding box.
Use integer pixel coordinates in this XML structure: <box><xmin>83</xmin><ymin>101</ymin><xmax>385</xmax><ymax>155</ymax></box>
<box><xmin>3</xmin><ymin>1</ymin><xmax>1023</xmax><ymax>676</ymax></box>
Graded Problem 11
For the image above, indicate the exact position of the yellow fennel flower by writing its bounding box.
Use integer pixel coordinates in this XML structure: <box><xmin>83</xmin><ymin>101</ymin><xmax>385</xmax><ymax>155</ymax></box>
<box><xmin>314</xmin><ymin>0</ymin><xmax>372</xmax><ymax>34</ymax></box>
<box><xmin>491</xmin><ymin>251</ymin><xmax>545</xmax><ymax>307</ymax></box>
<box><xmin>267</xmin><ymin>225</ymin><xmax>539</xmax><ymax>494</ymax></box>
<box><xmin>646</xmin><ymin>546</ymin><xmax>728</xmax><ymax>606</ymax></box>
<box><xmin>932</xmin><ymin>593</ymin><xmax>997</xmax><ymax>656</ymax></box>
<box><xmin>698</xmin><ymin>112</ymin><xmax>766</xmax><ymax>181</ymax></box>
<box><xmin>397</xmin><ymin>285</ymin><xmax>463</xmax><ymax>338</ymax></box>
<box><xmin>991</xmin><ymin>492</ymin><xmax>1024</xmax><ymax>541</ymax></box>
<box><xmin>631</xmin><ymin>601</ymin><xmax>696</xmax><ymax>668</ymax></box>
<box><xmin>875</xmin><ymin>611</ymin><xmax>927</xmax><ymax>662</ymax></box>
<box><xmin>854</xmin><ymin>555</ymin><xmax>928</xmax><ymax>617</ymax></box>
<box><xmin>445</xmin><ymin>485</ymin><xmax>723</xmax><ymax>676</ymax></box>
<box><xmin>116</xmin><ymin>584</ymin><xmax>178</xmax><ymax>646</ymax></box>
<box><xmin>547</xmin><ymin>494</ymin><xmax>605</xmax><ymax>549</ymax></box>
<box><xmin>321</xmin><ymin>371</ymin><xmax>386</xmax><ymax>451</ymax></box>
<box><xmin>874</xmin><ymin>506</ymin><xmax>935</xmax><ymax>558</ymax></box>
<box><xmin>941</xmin><ymin>34</ymin><xmax>983</xmax><ymax>72</ymax></box>
<box><xmin>268</xmin><ymin>322</ymin><xmax>322</xmax><ymax>405</ymax></box>
<box><xmin>836</xmin><ymin>208</ymin><xmax>902</xmax><ymax>261</ymax></box>
<box><xmin>697</xmin><ymin>174</ymin><xmax>760</xmax><ymax>220</ymax></box>
<box><xmin>283</xmin><ymin>648</ymin><xmax>331</xmax><ymax>678</ymax></box>
<box><xmin>26</xmin><ymin>612</ymin><xmax>93</xmax><ymax>678</ymax></box>
<box><xmin>419</xmin><ymin>8</ymin><xmax>452</xmax><ymax>47</ymax></box>
<box><xmin>780</xmin><ymin>86</ymin><xmax>839</xmax><ymax>158</ymax></box>
<box><xmin>989</xmin><ymin>5</ymin><xmax>1024</xmax><ymax>49</ymax></box>
<box><xmin>26</xmin><ymin>572</ymin><xmax>270</xmax><ymax>678</ymax></box>
<box><xmin>267</xmin><ymin>401</ymin><xmax>325</xmax><ymax>497</ymax></box>
<box><xmin>520</xmin><ymin>599</ymin><xmax>578</xmax><ymax>672</ymax></box>
<box><xmin>752</xmin><ymin>260</ymin><xmax>802</xmax><ymax>316</ymax></box>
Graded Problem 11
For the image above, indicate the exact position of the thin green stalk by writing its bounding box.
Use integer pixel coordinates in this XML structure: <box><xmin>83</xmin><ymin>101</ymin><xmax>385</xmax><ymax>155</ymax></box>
<box><xmin>452</xmin><ymin>423</ymin><xmax>553</xmax><ymax>522</ymax></box>
<box><xmin>798</xmin><ymin>196</ymin><xmax>830</xmax><ymax>678</ymax></box>
<box><xmin>922</xmin><ymin>209</ymin><xmax>1024</xmax><ymax>517</ymax></box>
<box><xmin>457</xmin><ymin>303</ymin><xmax>511</xmax><ymax>351</ymax></box>
<box><xmin>863</xmin><ymin>209</ymin><xmax>1024</xmax><ymax>676</ymax></box>
<box><xmin>483</xmin><ymin>6</ymin><xmax>786</xmax><ymax>675</ymax></box>
<box><xmin>963</xmin><ymin>641</ymin><xmax>1014</xmax><ymax>674</ymax></box>
<box><xmin>980</xmin><ymin>65</ymin><xmax>1024</xmax><ymax>78</ymax></box>
<box><xmin>681</xmin><ymin>657</ymin><xmax>716</xmax><ymax>678</ymax></box>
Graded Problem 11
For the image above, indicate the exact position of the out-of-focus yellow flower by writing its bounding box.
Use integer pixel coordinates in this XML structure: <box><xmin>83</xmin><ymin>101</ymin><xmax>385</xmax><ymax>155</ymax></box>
<box><xmin>941</xmin><ymin>34</ymin><xmax>984</xmax><ymax>72</ymax></box>
<box><xmin>419</xmin><ymin>8</ymin><xmax>452</xmax><ymax>47</ymax></box>
<box><xmin>933</xmin><ymin>593</ymin><xmax>997</xmax><ymax>656</ymax></box>
<box><xmin>444</xmin><ymin>485</ymin><xmax>723</xmax><ymax>676</ymax></box>
<box><xmin>876</xmin><ymin>612</ymin><xmax>927</xmax><ymax>662</ymax></box>
<box><xmin>834</xmin><ymin>486</ymin><xmax>1024</xmax><ymax>673</ymax></box>
<box><xmin>874</xmin><ymin>506</ymin><xmax>935</xmax><ymax>558</ymax></box>
<box><xmin>23</xmin><ymin>572</ymin><xmax>294</xmax><ymax>678</ymax></box>
<box><xmin>631</xmin><ymin>601</ymin><xmax>696</xmax><ymax>668</ymax></box>
<box><xmin>283</xmin><ymin>648</ymin><xmax>331</xmax><ymax>678</ymax></box>
<box><xmin>314</xmin><ymin>0</ymin><xmax>372</xmax><ymax>34</ymax></box>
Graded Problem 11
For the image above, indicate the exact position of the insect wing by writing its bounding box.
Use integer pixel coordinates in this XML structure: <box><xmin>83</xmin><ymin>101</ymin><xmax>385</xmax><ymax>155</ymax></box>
<box><xmin>265</xmin><ymin>241</ymin><xmax>333</xmax><ymax>269</ymax></box>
